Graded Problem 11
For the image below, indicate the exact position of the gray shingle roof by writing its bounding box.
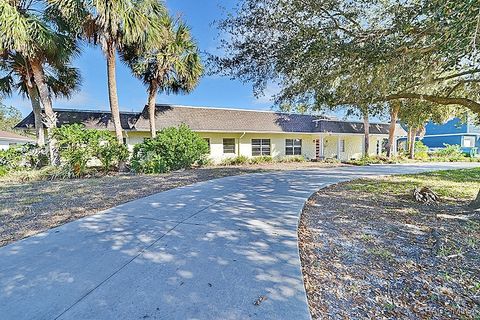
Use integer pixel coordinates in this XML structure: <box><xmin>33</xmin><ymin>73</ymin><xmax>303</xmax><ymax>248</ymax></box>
<box><xmin>133</xmin><ymin>105</ymin><xmax>330</xmax><ymax>133</ymax></box>
<box><xmin>15</xmin><ymin>109</ymin><xmax>140</xmax><ymax>131</ymax></box>
<box><xmin>14</xmin><ymin>105</ymin><xmax>406</xmax><ymax>136</ymax></box>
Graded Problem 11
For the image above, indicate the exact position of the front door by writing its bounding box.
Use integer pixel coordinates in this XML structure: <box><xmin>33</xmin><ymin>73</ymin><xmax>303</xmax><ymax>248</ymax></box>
<box><xmin>315</xmin><ymin>138</ymin><xmax>323</xmax><ymax>160</ymax></box>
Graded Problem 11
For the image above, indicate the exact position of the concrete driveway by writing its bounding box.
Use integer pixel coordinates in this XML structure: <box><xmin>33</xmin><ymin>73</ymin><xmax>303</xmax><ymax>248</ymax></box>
<box><xmin>0</xmin><ymin>163</ymin><xmax>478</xmax><ymax>319</ymax></box>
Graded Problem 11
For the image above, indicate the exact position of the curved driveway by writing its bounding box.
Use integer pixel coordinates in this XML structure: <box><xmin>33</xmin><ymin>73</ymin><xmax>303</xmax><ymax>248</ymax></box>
<box><xmin>0</xmin><ymin>163</ymin><xmax>478</xmax><ymax>319</ymax></box>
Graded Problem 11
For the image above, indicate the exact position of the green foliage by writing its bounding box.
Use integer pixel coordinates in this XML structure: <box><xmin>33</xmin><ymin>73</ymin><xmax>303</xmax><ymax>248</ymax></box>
<box><xmin>131</xmin><ymin>125</ymin><xmax>209</xmax><ymax>173</ymax></box>
<box><xmin>249</xmin><ymin>156</ymin><xmax>273</xmax><ymax>164</ymax></box>
<box><xmin>433</xmin><ymin>144</ymin><xmax>465</xmax><ymax>159</ymax></box>
<box><xmin>0</xmin><ymin>143</ymin><xmax>48</xmax><ymax>173</ymax></box>
<box><xmin>92</xmin><ymin>135</ymin><xmax>129</xmax><ymax>172</ymax></box>
<box><xmin>279</xmin><ymin>155</ymin><xmax>306</xmax><ymax>163</ymax></box>
<box><xmin>414</xmin><ymin>141</ymin><xmax>429</xmax><ymax>160</ymax></box>
<box><xmin>0</xmin><ymin>104</ymin><xmax>22</xmax><ymax>132</ymax></box>
<box><xmin>53</xmin><ymin>124</ymin><xmax>128</xmax><ymax>176</ymax></box>
<box><xmin>220</xmin><ymin>155</ymin><xmax>249</xmax><ymax>166</ymax></box>
<box><xmin>53</xmin><ymin>124</ymin><xmax>96</xmax><ymax>177</ymax></box>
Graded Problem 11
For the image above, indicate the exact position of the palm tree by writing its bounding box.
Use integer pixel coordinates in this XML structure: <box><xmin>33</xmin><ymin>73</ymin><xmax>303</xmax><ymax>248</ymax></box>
<box><xmin>0</xmin><ymin>51</ymin><xmax>81</xmax><ymax>146</ymax></box>
<box><xmin>124</xmin><ymin>17</ymin><xmax>203</xmax><ymax>138</ymax></box>
<box><xmin>49</xmin><ymin>0</ymin><xmax>166</xmax><ymax>143</ymax></box>
<box><xmin>0</xmin><ymin>0</ymin><xmax>78</xmax><ymax>164</ymax></box>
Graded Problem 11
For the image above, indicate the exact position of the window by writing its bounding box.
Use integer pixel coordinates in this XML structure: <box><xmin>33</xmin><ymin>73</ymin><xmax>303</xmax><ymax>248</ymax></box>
<box><xmin>252</xmin><ymin>139</ymin><xmax>271</xmax><ymax>156</ymax></box>
<box><xmin>204</xmin><ymin>138</ymin><xmax>211</xmax><ymax>153</ymax></box>
<box><xmin>463</xmin><ymin>136</ymin><xmax>475</xmax><ymax>148</ymax></box>
<box><xmin>339</xmin><ymin>139</ymin><xmax>345</xmax><ymax>153</ymax></box>
<box><xmin>286</xmin><ymin>139</ymin><xmax>302</xmax><ymax>155</ymax></box>
<box><xmin>223</xmin><ymin>138</ymin><xmax>235</xmax><ymax>154</ymax></box>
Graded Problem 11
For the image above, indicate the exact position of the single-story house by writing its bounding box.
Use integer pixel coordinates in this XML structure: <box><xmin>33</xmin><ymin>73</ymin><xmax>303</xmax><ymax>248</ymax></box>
<box><xmin>0</xmin><ymin>130</ymin><xmax>34</xmax><ymax>150</ymax></box>
<box><xmin>15</xmin><ymin>104</ymin><xmax>406</xmax><ymax>162</ymax></box>
<box><xmin>420</xmin><ymin>117</ymin><xmax>480</xmax><ymax>155</ymax></box>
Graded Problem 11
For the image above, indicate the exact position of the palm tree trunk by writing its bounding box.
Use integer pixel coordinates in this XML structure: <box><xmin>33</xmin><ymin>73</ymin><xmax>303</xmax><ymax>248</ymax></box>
<box><xmin>363</xmin><ymin>111</ymin><xmax>370</xmax><ymax>157</ymax></box>
<box><xmin>106</xmin><ymin>41</ymin><xmax>124</xmax><ymax>144</ymax></box>
<box><xmin>147</xmin><ymin>81</ymin><xmax>158</xmax><ymax>138</ymax></box>
<box><xmin>386</xmin><ymin>102</ymin><xmax>400</xmax><ymax>158</ymax></box>
<box><xmin>26</xmin><ymin>85</ymin><xmax>45</xmax><ymax>146</ymax></box>
<box><xmin>30</xmin><ymin>59</ymin><xmax>59</xmax><ymax>165</ymax></box>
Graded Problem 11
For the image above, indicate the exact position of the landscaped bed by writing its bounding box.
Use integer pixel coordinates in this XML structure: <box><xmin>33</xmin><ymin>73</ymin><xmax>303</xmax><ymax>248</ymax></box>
<box><xmin>299</xmin><ymin>167</ymin><xmax>480</xmax><ymax>319</ymax></box>
<box><xmin>0</xmin><ymin>161</ymin><xmax>343</xmax><ymax>247</ymax></box>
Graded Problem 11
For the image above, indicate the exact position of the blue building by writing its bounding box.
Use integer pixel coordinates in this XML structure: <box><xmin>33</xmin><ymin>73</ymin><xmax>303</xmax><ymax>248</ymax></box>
<box><xmin>421</xmin><ymin>117</ymin><xmax>480</xmax><ymax>155</ymax></box>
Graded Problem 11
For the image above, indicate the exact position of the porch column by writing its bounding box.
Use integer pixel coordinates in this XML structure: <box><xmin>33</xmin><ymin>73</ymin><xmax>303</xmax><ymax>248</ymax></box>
<box><xmin>336</xmin><ymin>136</ymin><xmax>341</xmax><ymax>160</ymax></box>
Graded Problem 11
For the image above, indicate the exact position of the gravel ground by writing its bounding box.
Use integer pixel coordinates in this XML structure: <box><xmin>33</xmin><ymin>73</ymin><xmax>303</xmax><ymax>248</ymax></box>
<box><xmin>299</xmin><ymin>181</ymin><xmax>480</xmax><ymax>319</ymax></box>
<box><xmin>0</xmin><ymin>161</ymin><xmax>342</xmax><ymax>247</ymax></box>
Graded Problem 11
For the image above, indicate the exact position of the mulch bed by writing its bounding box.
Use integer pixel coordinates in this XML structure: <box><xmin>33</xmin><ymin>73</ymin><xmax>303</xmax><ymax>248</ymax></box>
<box><xmin>299</xmin><ymin>183</ymin><xmax>480</xmax><ymax>319</ymax></box>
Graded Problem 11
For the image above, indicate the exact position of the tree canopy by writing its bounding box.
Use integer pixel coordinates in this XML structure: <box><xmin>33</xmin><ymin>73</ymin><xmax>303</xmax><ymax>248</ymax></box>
<box><xmin>213</xmin><ymin>0</ymin><xmax>480</xmax><ymax>115</ymax></box>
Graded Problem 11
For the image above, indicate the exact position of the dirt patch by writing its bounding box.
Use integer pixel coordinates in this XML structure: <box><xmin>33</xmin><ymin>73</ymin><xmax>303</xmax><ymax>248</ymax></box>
<box><xmin>299</xmin><ymin>182</ymin><xmax>480</xmax><ymax>319</ymax></box>
<box><xmin>0</xmin><ymin>167</ymin><xmax>261</xmax><ymax>247</ymax></box>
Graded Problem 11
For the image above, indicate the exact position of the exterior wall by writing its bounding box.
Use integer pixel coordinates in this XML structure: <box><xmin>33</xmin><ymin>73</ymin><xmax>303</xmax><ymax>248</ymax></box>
<box><xmin>426</xmin><ymin>118</ymin><xmax>467</xmax><ymax>135</ymax></box>
<box><xmin>198</xmin><ymin>132</ymin><xmax>318</xmax><ymax>162</ymax></box>
<box><xmin>0</xmin><ymin>139</ymin><xmax>32</xmax><ymax>150</ymax></box>
<box><xmin>422</xmin><ymin>135</ymin><xmax>462</xmax><ymax>149</ymax></box>
<box><xmin>126</xmin><ymin>131</ymin><xmax>390</xmax><ymax>162</ymax></box>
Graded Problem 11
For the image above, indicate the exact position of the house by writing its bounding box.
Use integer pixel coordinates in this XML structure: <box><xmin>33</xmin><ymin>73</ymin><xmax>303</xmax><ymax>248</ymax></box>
<box><xmin>15</xmin><ymin>104</ymin><xmax>407</xmax><ymax>162</ymax></box>
<box><xmin>421</xmin><ymin>117</ymin><xmax>480</xmax><ymax>155</ymax></box>
<box><xmin>0</xmin><ymin>130</ymin><xmax>34</xmax><ymax>150</ymax></box>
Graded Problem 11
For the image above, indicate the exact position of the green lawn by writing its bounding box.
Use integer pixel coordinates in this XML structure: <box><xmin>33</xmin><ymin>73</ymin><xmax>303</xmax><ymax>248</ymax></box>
<box><xmin>347</xmin><ymin>167</ymin><xmax>480</xmax><ymax>200</ymax></box>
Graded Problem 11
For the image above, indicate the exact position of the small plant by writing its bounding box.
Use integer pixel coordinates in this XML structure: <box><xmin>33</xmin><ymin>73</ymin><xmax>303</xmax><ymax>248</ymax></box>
<box><xmin>220</xmin><ymin>155</ymin><xmax>249</xmax><ymax>166</ymax></box>
<box><xmin>414</xmin><ymin>141</ymin><xmax>429</xmax><ymax>159</ymax></box>
<box><xmin>433</xmin><ymin>144</ymin><xmax>465</xmax><ymax>160</ymax></box>
<box><xmin>279</xmin><ymin>155</ymin><xmax>306</xmax><ymax>163</ymax></box>
<box><xmin>131</xmin><ymin>124</ymin><xmax>209</xmax><ymax>173</ymax></box>
<box><xmin>250</xmin><ymin>156</ymin><xmax>273</xmax><ymax>164</ymax></box>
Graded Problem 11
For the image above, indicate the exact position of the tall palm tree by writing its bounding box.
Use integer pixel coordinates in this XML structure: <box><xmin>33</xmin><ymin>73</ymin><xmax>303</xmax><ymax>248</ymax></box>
<box><xmin>0</xmin><ymin>0</ymin><xmax>78</xmax><ymax>163</ymax></box>
<box><xmin>124</xmin><ymin>17</ymin><xmax>203</xmax><ymax>138</ymax></box>
<box><xmin>49</xmin><ymin>0</ymin><xmax>166</xmax><ymax>143</ymax></box>
<box><xmin>0</xmin><ymin>51</ymin><xmax>81</xmax><ymax>146</ymax></box>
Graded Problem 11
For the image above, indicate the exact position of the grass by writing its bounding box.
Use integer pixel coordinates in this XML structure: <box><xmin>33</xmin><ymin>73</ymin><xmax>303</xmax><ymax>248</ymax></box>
<box><xmin>347</xmin><ymin>167</ymin><xmax>480</xmax><ymax>200</ymax></box>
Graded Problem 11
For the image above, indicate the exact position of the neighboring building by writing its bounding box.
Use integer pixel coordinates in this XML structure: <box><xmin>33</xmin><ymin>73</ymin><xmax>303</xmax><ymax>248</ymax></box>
<box><xmin>15</xmin><ymin>104</ymin><xmax>407</xmax><ymax>162</ymax></box>
<box><xmin>421</xmin><ymin>117</ymin><xmax>480</xmax><ymax>155</ymax></box>
<box><xmin>0</xmin><ymin>130</ymin><xmax>34</xmax><ymax>150</ymax></box>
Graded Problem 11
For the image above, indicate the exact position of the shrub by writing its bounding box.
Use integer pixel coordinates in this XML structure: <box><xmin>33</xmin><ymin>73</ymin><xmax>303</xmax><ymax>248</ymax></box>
<box><xmin>220</xmin><ymin>155</ymin><xmax>249</xmax><ymax>166</ymax></box>
<box><xmin>433</xmin><ymin>144</ymin><xmax>465</xmax><ymax>159</ymax></box>
<box><xmin>250</xmin><ymin>156</ymin><xmax>273</xmax><ymax>164</ymax></box>
<box><xmin>53</xmin><ymin>124</ymin><xmax>98</xmax><ymax>177</ymax></box>
<box><xmin>53</xmin><ymin>124</ymin><xmax>128</xmax><ymax>176</ymax></box>
<box><xmin>0</xmin><ymin>143</ymin><xmax>47</xmax><ymax>173</ymax></box>
<box><xmin>279</xmin><ymin>155</ymin><xmax>306</xmax><ymax>163</ymax></box>
<box><xmin>131</xmin><ymin>125</ymin><xmax>209</xmax><ymax>173</ymax></box>
<box><xmin>91</xmin><ymin>133</ymin><xmax>129</xmax><ymax>172</ymax></box>
<box><xmin>414</xmin><ymin>141</ymin><xmax>429</xmax><ymax>159</ymax></box>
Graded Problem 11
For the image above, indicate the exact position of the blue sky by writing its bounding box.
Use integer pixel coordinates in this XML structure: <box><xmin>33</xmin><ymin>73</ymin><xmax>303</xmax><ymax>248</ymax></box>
<box><xmin>6</xmin><ymin>0</ymin><xmax>280</xmax><ymax>117</ymax></box>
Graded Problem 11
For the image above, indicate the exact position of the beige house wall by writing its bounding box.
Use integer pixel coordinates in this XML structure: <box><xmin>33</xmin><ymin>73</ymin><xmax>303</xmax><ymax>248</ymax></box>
<box><xmin>125</xmin><ymin>130</ymin><xmax>389</xmax><ymax>163</ymax></box>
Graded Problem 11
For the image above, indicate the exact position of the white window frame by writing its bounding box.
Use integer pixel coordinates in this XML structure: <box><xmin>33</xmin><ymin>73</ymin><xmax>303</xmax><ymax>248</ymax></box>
<box><xmin>252</xmin><ymin>139</ymin><xmax>271</xmax><ymax>156</ymax></box>
<box><xmin>223</xmin><ymin>138</ymin><xmax>236</xmax><ymax>154</ymax></box>
<box><xmin>286</xmin><ymin>139</ymin><xmax>302</xmax><ymax>155</ymax></box>
<box><xmin>463</xmin><ymin>136</ymin><xmax>475</xmax><ymax>148</ymax></box>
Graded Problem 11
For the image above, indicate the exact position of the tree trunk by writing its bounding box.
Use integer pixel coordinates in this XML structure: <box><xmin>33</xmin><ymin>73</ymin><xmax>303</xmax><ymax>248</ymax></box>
<box><xmin>106</xmin><ymin>41</ymin><xmax>124</xmax><ymax>144</ymax></box>
<box><xmin>30</xmin><ymin>59</ymin><xmax>59</xmax><ymax>164</ymax></box>
<box><xmin>26</xmin><ymin>85</ymin><xmax>45</xmax><ymax>146</ymax></box>
<box><xmin>147</xmin><ymin>81</ymin><xmax>158</xmax><ymax>138</ymax></box>
<box><xmin>408</xmin><ymin>127</ymin><xmax>416</xmax><ymax>159</ymax></box>
<box><xmin>386</xmin><ymin>102</ymin><xmax>400</xmax><ymax>158</ymax></box>
<box><xmin>470</xmin><ymin>189</ymin><xmax>480</xmax><ymax>209</ymax></box>
<box><xmin>363</xmin><ymin>111</ymin><xmax>370</xmax><ymax>157</ymax></box>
